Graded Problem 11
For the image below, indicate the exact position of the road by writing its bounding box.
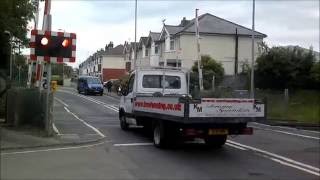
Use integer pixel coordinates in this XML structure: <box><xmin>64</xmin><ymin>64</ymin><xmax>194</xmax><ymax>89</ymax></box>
<box><xmin>1</xmin><ymin>87</ymin><xmax>319</xmax><ymax>180</ymax></box>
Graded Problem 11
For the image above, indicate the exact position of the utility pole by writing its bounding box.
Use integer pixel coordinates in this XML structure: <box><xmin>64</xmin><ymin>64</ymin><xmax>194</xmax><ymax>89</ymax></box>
<box><xmin>250</xmin><ymin>0</ymin><xmax>255</xmax><ymax>99</ymax></box>
<box><xmin>195</xmin><ymin>9</ymin><xmax>203</xmax><ymax>91</ymax></box>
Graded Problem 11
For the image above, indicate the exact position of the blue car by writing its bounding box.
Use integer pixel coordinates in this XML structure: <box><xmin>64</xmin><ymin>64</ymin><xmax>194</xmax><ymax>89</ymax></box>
<box><xmin>77</xmin><ymin>76</ymin><xmax>104</xmax><ymax>96</ymax></box>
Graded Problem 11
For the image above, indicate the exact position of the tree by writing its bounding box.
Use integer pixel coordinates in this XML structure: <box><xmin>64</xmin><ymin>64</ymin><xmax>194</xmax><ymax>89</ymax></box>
<box><xmin>0</xmin><ymin>0</ymin><xmax>36</xmax><ymax>71</ymax></box>
<box><xmin>191</xmin><ymin>55</ymin><xmax>224</xmax><ymax>90</ymax></box>
<box><xmin>310</xmin><ymin>61</ymin><xmax>320</xmax><ymax>89</ymax></box>
<box><xmin>255</xmin><ymin>46</ymin><xmax>316</xmax><ymax>89</ymax></box>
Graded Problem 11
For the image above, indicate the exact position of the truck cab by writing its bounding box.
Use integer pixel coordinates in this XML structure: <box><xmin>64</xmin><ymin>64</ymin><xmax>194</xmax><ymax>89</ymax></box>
<box><xmin>120</xmin><ymin>68</ymin><xmax>187</xmax><ymax>116</ymax></box>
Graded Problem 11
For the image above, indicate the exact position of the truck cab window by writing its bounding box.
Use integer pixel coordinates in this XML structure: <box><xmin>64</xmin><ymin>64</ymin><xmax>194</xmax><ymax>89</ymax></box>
<box><xmin>142</xmin><ymin>75</ymin><xmax>181</xmax><ymax>89</ymax></box>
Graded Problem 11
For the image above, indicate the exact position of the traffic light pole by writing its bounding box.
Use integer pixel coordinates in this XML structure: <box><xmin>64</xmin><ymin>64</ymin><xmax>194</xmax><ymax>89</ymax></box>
<box><xmin>43</xmin><ymin>0</ymin><xmax>53</xmax><ymax>136</ymax></box>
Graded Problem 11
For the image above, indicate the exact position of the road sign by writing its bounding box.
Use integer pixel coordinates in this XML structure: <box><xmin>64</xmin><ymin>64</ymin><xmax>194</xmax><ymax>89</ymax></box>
<box><xmin>29</xmin><ymin>30</ymin><xmax>76</xmax><ymax>63</ymax></box>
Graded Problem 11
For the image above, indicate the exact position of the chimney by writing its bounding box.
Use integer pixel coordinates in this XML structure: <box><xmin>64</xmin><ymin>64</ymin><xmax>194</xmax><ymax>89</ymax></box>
<box><xmin>105</xmin><ymin>43</ymin><xmax>109</xmax><ymax>51</ymax></box>
<box><xmin>108</xmin><ymin>41</ymin><xmax>114</xmax><ymax>48</ymax></box>
<box><xmin>180</xmin><ymin>17</ymin><xmax>189</xmax><ymax>26</ymax></box>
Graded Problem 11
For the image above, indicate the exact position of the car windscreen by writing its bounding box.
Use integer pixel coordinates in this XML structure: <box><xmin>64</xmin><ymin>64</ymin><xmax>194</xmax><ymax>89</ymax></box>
<box><xmin>87</xmin><ymin>77</ymin><xmax>101</xmax><ymax>84</ymax></box>
<box><xmin>142</xmin><ymin>75</ymin><xmax>181</xmax><ymax>89</ymax></box>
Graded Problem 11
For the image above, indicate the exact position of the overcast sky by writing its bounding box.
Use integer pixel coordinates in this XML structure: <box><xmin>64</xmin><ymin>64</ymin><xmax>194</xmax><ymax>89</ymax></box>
<box><xmin>35</xmin><ymin>0</ymin><xmax>319</xmax><ymax>68</ymax></box>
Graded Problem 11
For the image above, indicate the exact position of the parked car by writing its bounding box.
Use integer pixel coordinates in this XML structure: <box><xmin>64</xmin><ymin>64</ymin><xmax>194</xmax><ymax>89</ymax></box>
<box><xmin>77</xmin><ymin>76</ymin><xmax>103</xmax><ymax>96</ymax></box>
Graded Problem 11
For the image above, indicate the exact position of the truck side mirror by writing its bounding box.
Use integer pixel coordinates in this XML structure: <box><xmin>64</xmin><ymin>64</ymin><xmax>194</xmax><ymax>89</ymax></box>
<box><xmin>121</xmin><ymin>86</ymin><xmax>128</xmax><ymax>96</ymax></box>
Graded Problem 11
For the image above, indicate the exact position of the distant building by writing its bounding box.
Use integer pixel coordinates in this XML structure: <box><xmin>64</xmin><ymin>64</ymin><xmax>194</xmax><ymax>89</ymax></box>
<box><xmin>79</xmin><ymin>42</ymin><xmax>127</xmax><ymax>82</ymax></box>
<box><xmin>132</xmin><ymin>13</ymin><xmax>267</xmax><ymax>75</ymax></box>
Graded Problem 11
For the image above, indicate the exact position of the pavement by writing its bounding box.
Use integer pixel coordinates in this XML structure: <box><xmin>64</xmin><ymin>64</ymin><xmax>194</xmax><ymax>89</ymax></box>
<box><xmin>0</xmin><ymin>88</ymin><xmax>106</xmax><ymax>151</ymax></box>
<box><xmin>1</xmin><ymin>86</ymin><xmax>319</xmax><ymax>179</ymax></box>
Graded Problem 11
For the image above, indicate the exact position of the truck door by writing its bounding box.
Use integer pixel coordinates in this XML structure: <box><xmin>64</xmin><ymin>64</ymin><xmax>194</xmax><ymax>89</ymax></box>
<box><xmin>124</xmin><ymin>74</ymin><xmax>135</xmax><ymax>114</ymax></box>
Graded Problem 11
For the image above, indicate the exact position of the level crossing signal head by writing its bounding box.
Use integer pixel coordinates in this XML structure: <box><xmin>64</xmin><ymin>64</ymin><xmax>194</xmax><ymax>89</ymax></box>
<box><xmin>30</xmin><ymin>30</ymin><xmax>76</xmax><ymax>63</ymax></box>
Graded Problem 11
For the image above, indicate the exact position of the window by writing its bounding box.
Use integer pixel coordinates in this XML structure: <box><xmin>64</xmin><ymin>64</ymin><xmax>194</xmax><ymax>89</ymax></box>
<box><xmin>155</xmin><ymin>45</ymin><xmax>159</xmax><ymax>54</ymax></box>
<box><xmin>145</xmin><ymin>49</ymin><xmax>149</xmax><ymax>56</ymax></box>
<box><xmin>167</xmin><ymin>59</ymin><xmax>181</xmax><ymax>67</ymax></box>
<box><xmin>128</xmin><ymin>74</ymin><xmax>135</xmax><ymax>93</ymax></box>
<box><xmin>142</xmin><ymin>75</ymin><xmax>181</xmax><ymax>89</ymax></box>
<box><xmin>170</xmin><ymin>38</ymin><xmax>174</xmax><ymax>50</ymax></box>
<box><xmin>87</xmin><ymin>77</ymin><xmax>101</xmax><ymax>84</ymax></box>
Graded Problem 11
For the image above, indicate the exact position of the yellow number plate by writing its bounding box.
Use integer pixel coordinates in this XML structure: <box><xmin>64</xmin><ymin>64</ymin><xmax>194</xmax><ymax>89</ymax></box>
<box><xmin>208</xmin><ymin>129</ymin><xmax>228</xmax><ymax>135</ymax></box>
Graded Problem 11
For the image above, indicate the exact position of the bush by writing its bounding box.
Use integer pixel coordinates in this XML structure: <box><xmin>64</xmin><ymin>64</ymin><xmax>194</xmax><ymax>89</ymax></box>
<box><xmin>255</xmin><ymin>46</ymin><xmax>316</xmax><ymax>89</ymax></box>
<box><xmin>191</xmin><ymin>55</ymin><xmax>224</xmax><ymax>90</ymax></box>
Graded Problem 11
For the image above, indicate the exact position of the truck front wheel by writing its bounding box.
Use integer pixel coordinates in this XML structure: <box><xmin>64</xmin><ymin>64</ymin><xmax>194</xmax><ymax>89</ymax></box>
<box><xmin>204</xmin><ymin>135</ymin><xmax>227</xmax><ymax>148</ymax></box>
<box><xmin>120</xmin><ymin>115</ymin><xmax>129</xmax><ymax>131</ymax></box>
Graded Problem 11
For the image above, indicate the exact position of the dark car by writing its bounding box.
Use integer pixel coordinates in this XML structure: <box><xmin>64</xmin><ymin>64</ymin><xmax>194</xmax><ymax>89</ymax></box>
<box><xmin>77</xmin><ymin>76</ymin><xmax>104</xmax><ymax>96</ymax></box>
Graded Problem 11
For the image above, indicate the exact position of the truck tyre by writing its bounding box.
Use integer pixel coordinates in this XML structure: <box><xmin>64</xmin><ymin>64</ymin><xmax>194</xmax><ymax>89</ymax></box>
<box><xmin>120</xmin><ymin>115</ymin><xmax>129</xmax><ymax>131</ymax></box>
<box><xmin>204</xmin><ymin>135</ymin><xmax>227</xmax><ymax>148</ymax></box>
<box><xmin>153</xmin><ymin>121</ymin><xmax>168</xmax><ymax>148</ymax></box>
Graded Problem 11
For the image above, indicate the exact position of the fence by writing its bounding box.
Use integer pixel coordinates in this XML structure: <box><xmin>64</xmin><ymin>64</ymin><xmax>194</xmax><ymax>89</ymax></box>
<box><xmin>256</xmin><ymin>89</ymin><xmax>319</xmax><ymax>124</ymax></box>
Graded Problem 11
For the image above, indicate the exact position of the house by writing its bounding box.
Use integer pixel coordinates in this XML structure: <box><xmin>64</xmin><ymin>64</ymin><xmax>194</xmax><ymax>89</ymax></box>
<box><xmin>79</xmin><ymin>42</ymin><xmax>127</xmax><ymax>82</ymax></box>
<box><xmin>135</xmin><ymin>13</ymin><xmax>267</xmax><ymax>75</ymax></box>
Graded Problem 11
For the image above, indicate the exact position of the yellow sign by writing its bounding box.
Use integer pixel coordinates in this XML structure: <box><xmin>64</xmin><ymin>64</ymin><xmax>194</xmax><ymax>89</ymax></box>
<box><xmin>51</xmin><ymin>81</ymin><xmax>58</xmax><ymax>92</ymax></box>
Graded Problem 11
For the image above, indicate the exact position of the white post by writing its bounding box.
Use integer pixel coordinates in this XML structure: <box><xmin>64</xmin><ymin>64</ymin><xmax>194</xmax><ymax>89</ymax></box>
<box><xmin>43</xmin><ymin>0</ymin><xmax>53</xmax><ymax>136</ymax></box>
<box><xmin>195</xmin><ymin>9</ymin><xmax>203</xmax><ymax>91</ymax></box>
<box><xmin>250</xmin><ymin>0</ymin><xmax>255</xmax><ymax>99</ymax></box>
<box><xmin>212</xmin><ymin>75</ymin><xmax>215</xmax><ymax>91</ymax></box>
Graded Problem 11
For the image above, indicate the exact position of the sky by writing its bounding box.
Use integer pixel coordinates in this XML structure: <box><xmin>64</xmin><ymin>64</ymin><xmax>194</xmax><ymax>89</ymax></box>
<box><xmin>33</xmin><ymin>0</ymin><xmax>319</xmax><ymax>68</ymax></box>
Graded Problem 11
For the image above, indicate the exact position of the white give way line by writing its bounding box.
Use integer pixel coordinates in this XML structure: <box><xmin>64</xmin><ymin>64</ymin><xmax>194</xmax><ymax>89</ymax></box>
<box><xmin>250</xmin><ymin>125</ymin><xmax>320</xmax><ymax>140</ymax></box>
<box><xmin>54</xmin><ymin>97</ymin><xmax>105</xmax><ymax>138</ymax></box>
<box><xmin>59</xmin><ymin>90</ymin><xmax>119</xmax><ymax>112</ymax></box>
<box><xmin>227</xmin><ymin>140</ymin><xmax>320</xmax><ymax>176</ymax></box>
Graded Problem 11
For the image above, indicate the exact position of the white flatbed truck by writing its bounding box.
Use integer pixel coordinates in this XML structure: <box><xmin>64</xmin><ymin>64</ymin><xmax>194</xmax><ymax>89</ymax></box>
<box><xmin>119</xmin><ymin>68</ymin><xmax>265</xmax><ymax>148</ymax></box>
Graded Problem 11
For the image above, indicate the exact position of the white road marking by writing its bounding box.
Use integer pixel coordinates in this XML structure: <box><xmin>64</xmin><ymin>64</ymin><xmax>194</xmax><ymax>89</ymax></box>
<box><xmin>270</xmin><ymin>157</ymin><xmax>320</xmax><ymax>176</ymax></box>
<box><xmin>59</xmin><ymin>90</ymin><xmax>119</xmax><ymax>112</ymax></box>
<box><xmin>226</xmin><ymin>143</ymin><xmax>247</xmax><ymax>150</ymax></box>
<box><xmin>227</xmin><ymin>140</ymin><xmax>320</xmax><ymax>176</ymax></box>
<box><xmin>251</xmin><ymin>125</ymin><xmax>320</xmax><ymax>140</ymax></box>
<box><xmin>252</xmin><ymin>122</ymin><xmax>320</xmax><ymax>134</ymax></box>
<box><xmin>103</xmin><ymin>105</ymin><xmax>118</xmax><ymax>112</ymax></box>
<box><xmin>63</xmin><ymin>106</ymin><xmax>70</xmax><ymax>113</ymax></box>
<box><xmin>113</xmin><ymin>143</ymin><xmax>153</xmax><ymax>147</ymax></box>
<box><xmin>52</xmin><ymin>123</ymin><xmax>60</xmax><ymax>135</ymax></box>
<box><xmin>1</xmin><ymin>142</ymin><xmax>106</xmax><ymax>156</ymax></box>
<box><xmin>63</xmin><ymin>107</ymin><xmax>105</xmax><ymax>138</ymax></box>
<box><xmin>54</xmin><ymin>97</ymin><xmax>69</xmax><ymax>107</ymax></box>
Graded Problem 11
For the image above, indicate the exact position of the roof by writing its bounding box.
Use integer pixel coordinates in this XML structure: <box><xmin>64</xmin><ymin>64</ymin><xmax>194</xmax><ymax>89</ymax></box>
<box><xmin>139</xmin><ymin>37</ymin><xmax>148</xmax><ymax>48</ymax></box>
<box><xmin>179</xmin><ymin>13</ymin><xmax>266</xmax><ymax>37</ymax></box>
<box><xmin>102</xmin><ymin>45</ymin><xmax>124</xmax><ymax>56</ymax></box>
<box><xmin>165</xmin><ymin>25</ymin><xmax>184</xmax><ymax>35</ymax></box>
<box><xmin>160</xmin><ymin>13</ymin><xmax>266</xmax><ymax>39</ymax></box>
<box><xmin>149</xmin><ymin>32</ymin><xmax>161</xmax><ymax>41</ymax></box>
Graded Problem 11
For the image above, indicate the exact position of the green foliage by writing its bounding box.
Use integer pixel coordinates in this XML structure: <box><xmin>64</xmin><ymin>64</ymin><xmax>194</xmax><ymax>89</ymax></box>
<box><xmin>256</xmin><ymin>89</ymin><xmax>320</xmax><ymax>124</ymax></box>
<box><xmin>0</xmin><ymin>0</ymin><xmax>36</xmax><ymax>45</ymax></box>
<box><xmin>255</xmin><ymin>46</ymin><xmax>317</xmax><ymax>89</ymax></box>
<box><xmin>0</xmin><ymin>0</ymin><xmax>36</xmax><ymax>70</ymax></box>
<box><xmin>310</xmin><ymin>61</ymin><xmax>320</xmax><ymax>86</ymax></box>
<box><xmin>191</xmin><ymin>55</ymin><xmax>224</xmax><ymax>90</ymax></box>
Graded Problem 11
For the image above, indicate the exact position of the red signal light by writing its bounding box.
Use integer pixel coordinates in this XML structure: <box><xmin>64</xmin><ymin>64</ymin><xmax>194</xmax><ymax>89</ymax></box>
<box><xmin>41</xmin><ymin>37</ymin><xmax>49</xmax><ymax>45</ymax></box>
<box><xmin>62</xmin><ymin>39</ymin><xmax>69</xmax><ymax>47</ymax></box>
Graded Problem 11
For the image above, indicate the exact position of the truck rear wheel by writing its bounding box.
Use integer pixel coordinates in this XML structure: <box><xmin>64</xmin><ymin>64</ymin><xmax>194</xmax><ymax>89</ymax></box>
<box><xmin>120</xmin><ymin>115</ymin><xmax>129</xmax><ymax>131</ymax></box>
<box><xmin>153</xmin><ymin>121</ymin><xmax>170</xmax><ymax>148</ymax></box>
<box><xmin>204</xmin><ymin>135</ymin><xmax>227</xmax><ymax>148</ymax></box>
